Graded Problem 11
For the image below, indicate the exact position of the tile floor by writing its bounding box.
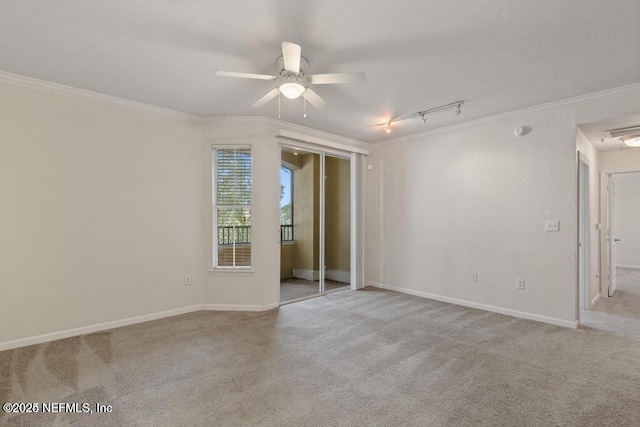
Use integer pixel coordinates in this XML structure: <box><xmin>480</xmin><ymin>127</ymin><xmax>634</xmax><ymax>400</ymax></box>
<box><xmin>280</xmin><ymin>278</ymin><xmax>348</xmax><ymax>302</ymax></box>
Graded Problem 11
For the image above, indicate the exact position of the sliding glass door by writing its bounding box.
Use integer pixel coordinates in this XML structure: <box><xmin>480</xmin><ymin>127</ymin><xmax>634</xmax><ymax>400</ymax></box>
<box><xmin>279</xmin><ymin>148</ymin><xmax>322</xmax><ymax>302</ymax></box>
<box><xmin>279</xmin><ymin>147</ymin><xmax>351</xmax><ymax>303</ymax></box>
<box><xmin>323</xmin><ymin>155</ymin><xmax>351</xmax><ymax>294</ymax></box>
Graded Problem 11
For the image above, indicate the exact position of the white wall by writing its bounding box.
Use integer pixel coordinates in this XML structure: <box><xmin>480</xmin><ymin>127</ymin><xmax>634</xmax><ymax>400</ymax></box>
<box><xmin>199</xmin><ymin>120</ymin><xmax>366</xmax><ymax>309</ymax></box>
<box><xmin>600</xmin><ymin>149</ymin><xmax>640</xmax><ymax>171</ymax></box>
<box><xmin>0</xmin><ymin>82</ymin><xmax>204</xmax><ymax>345</ymax></box>
<box><xmin>613</xmin><ymin>172</ymin><xmax>640</xmax><ymax>268</ymax></box>
<box><xmin>365</xmin><ymin>87</ymin><xmax>640</xmax><ymax>326</ymax></box>
<box><xmin>576</xmin><ymin>128</ymin><xmax>601</xmax><ymax>306</ymax></box>
<box><xmin>0</xmin><ymin>75</ymin><xmax>367</xmax><ymax>349</ymax></box>
<box><xmin>2</xmin><ymin>70</ymin><xmax>638</xmax><ymax>347</ymax></box>
<box><xmin>201</xmin><ymin>122</ymin><xmax>281</xmax><ymax>310</ymax></box>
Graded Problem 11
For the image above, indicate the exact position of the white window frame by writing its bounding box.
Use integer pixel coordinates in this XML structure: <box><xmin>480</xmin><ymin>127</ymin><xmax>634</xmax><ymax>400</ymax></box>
<box><xmin>212</xmin><ymin>144</ymin><xmax>252</xmax><ymax>271</ymax></box>
<box><xmin>280</xmin><ymin>165</ymin><xmax>294</xmax><ymax>243</ymax></box>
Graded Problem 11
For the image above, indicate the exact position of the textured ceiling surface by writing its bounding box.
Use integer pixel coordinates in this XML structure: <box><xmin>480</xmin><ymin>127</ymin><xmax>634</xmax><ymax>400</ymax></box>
<box><xmin>580</xmin><ymin>114</ymin><xmax>640</xmax><ymax>152</ymax></box>
<box><xmin>0</xmin><ymin>1</ymin><xmax>639</xmax><ymax>143</ymax></box>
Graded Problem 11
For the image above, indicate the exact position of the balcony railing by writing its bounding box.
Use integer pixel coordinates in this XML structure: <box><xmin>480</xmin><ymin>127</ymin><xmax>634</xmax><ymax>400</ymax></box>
<box><xmin>217</xmin><ymin>225</ymin><xmax>293</xmax><ymax>245</ymax></box>
<box><xmin>280</xmin><ymin>224</ymin><xmax>293</xmax><ymax>242</ymax></box>
<box><xmin>218</xmin><ymin>226</ymin><xmax>251</xmax><ymax>245</ymax></box>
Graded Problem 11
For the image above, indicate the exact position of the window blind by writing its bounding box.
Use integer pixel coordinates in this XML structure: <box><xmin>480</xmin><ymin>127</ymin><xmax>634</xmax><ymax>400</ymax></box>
<box><xmin>212</xmin><ymin>146</ymin><xmax>252</xmax><ymax>268</ymax></box>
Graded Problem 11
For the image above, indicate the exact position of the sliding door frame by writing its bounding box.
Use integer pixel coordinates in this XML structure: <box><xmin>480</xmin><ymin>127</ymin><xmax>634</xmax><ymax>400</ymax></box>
<box><xmin>278</xmin><ymin>141</ymin><xmax>359</xmax><ymax>304</ymax></box>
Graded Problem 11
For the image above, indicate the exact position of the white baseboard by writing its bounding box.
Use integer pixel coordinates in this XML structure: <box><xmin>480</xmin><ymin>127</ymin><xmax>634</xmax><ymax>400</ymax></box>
<box><xmin>590</xmin><ymin>293</ymin><xmax>602</xmax><ymax>309</ymax></box>
<box><xmin>616</xmin><ymin>264</ymin><xmax>640</xmax><ymax>270</ymax></box>
<box><xmin>366</xmin><ymin>282</ymin><xmax>578</xmax><ymax>329</ymax></box>
<box><xmin>0</xmin><ymin>303</ymin><xmax>281</xmax><ymax>352</ymax></box>
<box><xmin>0</xmin><ymin>305</ymin><xmax>204</xmax><ymax>352</ymax></box>
<box><xmin>293</xmin><ymin>268</ymin><xmax>319</xmax><ymax>282</ymax></box>
<box><xmin>326</xmin><ymin>269</ymin><xmax>351</xmax><ymax>283</ymax></box>
<box><xmin>203</xmin><ymin>303</ymin><xmax>279</xmax><ymax>311</ymax></box>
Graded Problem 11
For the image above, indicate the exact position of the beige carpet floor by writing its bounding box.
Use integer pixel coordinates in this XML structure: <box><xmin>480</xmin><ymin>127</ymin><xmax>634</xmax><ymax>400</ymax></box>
<box><xmin>581</xmin><ymin>267</ymin><xmax>640</xmax><ymax>340</ymax></box>
<box><xmin>2</xmin><ymin>288</ymin><xmax>640</xmax><ymax>426</ymax></box>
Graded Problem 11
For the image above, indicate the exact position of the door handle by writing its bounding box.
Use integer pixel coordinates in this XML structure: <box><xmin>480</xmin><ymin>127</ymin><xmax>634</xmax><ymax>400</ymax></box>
<box><xmin>614</xmin><ymin>238</ymin><xmax>621</xmax><ymax>242</ymax></box>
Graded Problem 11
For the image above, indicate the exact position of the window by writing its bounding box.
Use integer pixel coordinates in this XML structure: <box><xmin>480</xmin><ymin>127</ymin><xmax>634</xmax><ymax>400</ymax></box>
<box><xmin>280</xmin><ymin>166</ymin><xmax>293</xmax><ymax>242</ymax></box>
<box><xmin>212</xmin><ymin>146</ymin><xmax>252</xmax><ymax>268</ymax></box>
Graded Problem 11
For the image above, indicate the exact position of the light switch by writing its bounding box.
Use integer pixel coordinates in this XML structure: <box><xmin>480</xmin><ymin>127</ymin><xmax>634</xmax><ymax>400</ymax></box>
<box><xmin>545</xmin><ymin>220</ymin><xmax>559</xmax><ymax>232</ymax></box>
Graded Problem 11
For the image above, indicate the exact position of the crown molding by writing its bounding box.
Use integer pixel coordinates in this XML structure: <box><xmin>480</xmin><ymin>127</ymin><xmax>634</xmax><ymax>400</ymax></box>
<box><xmin>201</xmin><ymin>115</ymin><xmax>369</xmax><ymax>149</ymax></box>
<box><xmin>0</xmin><ymin>70</ymin><xmax>367</xmax><ymax>148</ymax></box>
<box><xmin>0</xmin><ymin>71</ymin><xmax>201</xmax><ymax>122</ymax></box>
<box><xmin>375</xmin><ymin>82</ymin><xmax>640</xmax><ymax>147</ymax></box>
<box><xmin>3</xmin><ymin>70</ymin><xmax>638</xmax><ymax>149</ymax></box>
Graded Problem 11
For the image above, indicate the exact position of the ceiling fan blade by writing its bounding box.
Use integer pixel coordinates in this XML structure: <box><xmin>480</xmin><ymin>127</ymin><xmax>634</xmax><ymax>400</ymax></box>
<box><xmin>216</xmin><ymin>71</ymin><xmax>277</xmax><ymax>80</ymax></box>
<box><xmin>310</xmin><ymin>72</ymin><xmax>365</xmax><ymax>84</ymax></box>
<box><xmin>302</xmin><ymin>88</ymin><xmax>329</xmax><ymax>110</ymax></box>
<box><xmin>607</xmin><ymin>125</ymin><xmax>640</xmax><ymax>138</ymax></box>
<box><xmin>251</xmin><ymin>88</ymin><xmax>280</xmax><ymax>108</ymax></box>
<box><xmin>282</xmin><ymin>42</ymin><xmax>301</xmax><ymax>73</ymax></box>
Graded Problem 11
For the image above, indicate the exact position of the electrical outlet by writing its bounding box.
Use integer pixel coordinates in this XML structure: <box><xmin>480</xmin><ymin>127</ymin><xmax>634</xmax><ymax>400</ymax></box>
<box><xmin>471</xmin><ymin>273</ymin><xmax>478</xmax><ymax>283</ymax></box>
<box><xmin>516</xmin><ymin>279</ymin><xmax>525</xmax><ymax>290</ymax></box>
<box><xmin>545</xmin><ymin>220</ymin><xmax>560</xmax><ymax>232</ymax></box>
<box><xmin>184</xmin><ymin>275</ymin><xmax>192</xmax><ymax>286</ymax></box>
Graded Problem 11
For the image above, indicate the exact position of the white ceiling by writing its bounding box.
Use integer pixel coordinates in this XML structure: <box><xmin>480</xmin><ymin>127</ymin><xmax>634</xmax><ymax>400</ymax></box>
<box><xmin>579</xmin><ymin>114</ymin><xmax>640</xmax><ymax>152</ymax></box>
<box><xmin>0</xmin><ymin>1</ymin><xmax>639</xmax><ymax>143</ymax></box>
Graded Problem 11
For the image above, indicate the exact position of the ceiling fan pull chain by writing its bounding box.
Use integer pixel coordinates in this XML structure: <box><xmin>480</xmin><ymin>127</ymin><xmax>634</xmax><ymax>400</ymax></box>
<box><xmin>278</xmin><ymin>91</ymin><xmax>281</xmax><ymax>119</ymax></box>
<box><xmin>303</xmin><ymin>97</ymin><xmax>307</xmax><ymax>118</ymax></box>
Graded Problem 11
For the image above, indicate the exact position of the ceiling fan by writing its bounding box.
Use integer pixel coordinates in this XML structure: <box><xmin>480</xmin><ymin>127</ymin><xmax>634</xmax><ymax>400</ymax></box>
<box><xmin>216</xmin><ymin>42</ymin><xmax>365</xmax><ymax>111</ymax></box>
<box><xmin>606</xmin><ymin>125</ymin><xmax>640</xmax><ymax>147</ymax></box>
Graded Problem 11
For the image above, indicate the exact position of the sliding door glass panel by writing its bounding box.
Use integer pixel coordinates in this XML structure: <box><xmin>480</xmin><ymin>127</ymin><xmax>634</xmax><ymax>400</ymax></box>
<box><xmin>323</xmin><ymin>155</ymin><xmax>351</xmax><ymax>293</ymax></box>
<box><xmin>280</xmin><ymin>148</ymin><xmax>322</xmax><ymax>302</ymax></box>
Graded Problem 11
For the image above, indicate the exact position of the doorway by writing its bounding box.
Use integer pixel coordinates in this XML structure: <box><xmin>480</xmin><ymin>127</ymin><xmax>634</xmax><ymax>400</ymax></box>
<box><xmin>605</xmin><ymin>171</ymin><xmax>640</xmax><ymax>298</ymax></box>
<box><xmin>581</xmin><ymin>169</ymin><xmax>640</xmax><ymax>338</ymax></box>
<box><xmin>279</xmin><ymin>146</ymin><xmax>351</xmax><ymax>303</ymax></box>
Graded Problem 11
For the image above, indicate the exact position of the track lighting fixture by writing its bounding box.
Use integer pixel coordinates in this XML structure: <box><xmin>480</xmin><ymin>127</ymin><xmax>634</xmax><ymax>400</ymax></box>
<box><xmin>416</xmin><ymin>101</ymin><xmax>464</xmax><ymax>122</ymax></box>
<box><xmin>378</xmin><ymin>100</ymin><xmax>464</xmax><ymax>133</ymax></box>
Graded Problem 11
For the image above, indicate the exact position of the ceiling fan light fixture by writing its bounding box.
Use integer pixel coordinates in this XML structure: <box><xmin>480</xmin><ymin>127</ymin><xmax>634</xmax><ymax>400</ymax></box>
<box><xmin>279</xmin><ymin>82</ymin><xmax>305</xmax><ymax>99</ymax></box>
<box><xmin>621</xmin><ymin>134</ymin><xmax>640</xmax><ymax>148</ymax></box>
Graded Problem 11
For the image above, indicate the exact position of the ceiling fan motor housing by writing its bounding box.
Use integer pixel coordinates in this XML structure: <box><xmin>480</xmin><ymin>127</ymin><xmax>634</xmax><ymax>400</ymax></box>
<box><xmin>276</xmin><ymin>56</ymin><xmax>308</xmax><ymax>81</ymax></box>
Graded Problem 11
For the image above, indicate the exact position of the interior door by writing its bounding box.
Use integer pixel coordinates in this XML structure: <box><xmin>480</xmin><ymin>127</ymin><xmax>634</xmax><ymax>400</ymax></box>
<box><xmin>608</xmin><ymin>175</ymin><xmax>618</xmax><ymax>296</ymax></box>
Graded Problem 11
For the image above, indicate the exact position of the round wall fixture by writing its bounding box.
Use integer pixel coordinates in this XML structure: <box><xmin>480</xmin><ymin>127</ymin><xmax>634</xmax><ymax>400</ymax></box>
<box><xmin>514</xmin><ymin>126</ymin><xmax>525</xmax><ymax>137</ymax></box>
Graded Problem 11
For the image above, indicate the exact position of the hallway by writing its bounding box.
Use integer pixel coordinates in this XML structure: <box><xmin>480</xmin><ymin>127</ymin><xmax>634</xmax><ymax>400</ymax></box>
<box><xmin>581</xmin><ymin>267</ymin><xmax>640</xmax><ymax>339</ymax></box>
